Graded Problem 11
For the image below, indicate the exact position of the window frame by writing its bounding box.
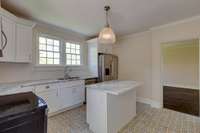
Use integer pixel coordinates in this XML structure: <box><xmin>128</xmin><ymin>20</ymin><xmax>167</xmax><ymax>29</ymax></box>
<box><xmin>64</xmin><ymin>41</ymin><xmax>82</xmax><ymax>66</ymax></box>
<box><xmin>36</xmin><ymin>33</ymin><xmax>83</xmax><ymax>67</ymax></box>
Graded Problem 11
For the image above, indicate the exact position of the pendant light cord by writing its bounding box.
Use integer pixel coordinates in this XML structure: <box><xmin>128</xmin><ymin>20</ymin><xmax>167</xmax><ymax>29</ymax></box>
<box><xmin>104</xmin><ymin>6</ymin><xmax>110</xmax><ymax>27</ymax></box>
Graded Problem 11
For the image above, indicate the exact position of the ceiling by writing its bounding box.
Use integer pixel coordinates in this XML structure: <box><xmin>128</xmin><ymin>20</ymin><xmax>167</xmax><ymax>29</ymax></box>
<box><xmin>2</xmin><ymin>0</ymin><xmax>200</xmax><ymax>38</ymax></box>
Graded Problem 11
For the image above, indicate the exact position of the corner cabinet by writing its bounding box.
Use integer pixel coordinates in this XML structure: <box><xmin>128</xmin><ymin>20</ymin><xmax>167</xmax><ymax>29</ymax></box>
<box><xmin>0</xmin><ymin>8</ymin><xmax>35</xmax><ymax>63</ymax></box>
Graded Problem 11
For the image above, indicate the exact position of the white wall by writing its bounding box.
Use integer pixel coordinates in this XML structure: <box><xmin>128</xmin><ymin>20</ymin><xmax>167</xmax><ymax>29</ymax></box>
<box><xmin>0</xmin><ymin>23</ymin><xmax>87</xmax><ymax>83</ymax></box>
<box><xmin>162</xmin><ymin>40</ymin><xmax>199</xmax><ymax>89</ymax></box>
<box><xmin>113</xmin><ymin>31</ymin><xmax>152</xmax><ymax>102</ymax></box>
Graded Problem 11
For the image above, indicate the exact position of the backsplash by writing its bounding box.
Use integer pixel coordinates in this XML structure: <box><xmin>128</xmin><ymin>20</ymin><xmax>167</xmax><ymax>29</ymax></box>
<box><xmin>66</xmin><ymin>66</ymin><xmax>95</xmax><ymax>78</ymax></box>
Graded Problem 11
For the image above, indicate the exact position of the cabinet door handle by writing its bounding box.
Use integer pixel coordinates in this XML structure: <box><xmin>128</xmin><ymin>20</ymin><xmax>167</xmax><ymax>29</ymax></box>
<box><xmin>1</xmin><ymin>30</ymin><xmax>7</xmax><ymax>50</ymax></box>
<box><xmin>46</xmin><ymin>86</ymin><xmax>50</xmax><ymax>89</ymax></box>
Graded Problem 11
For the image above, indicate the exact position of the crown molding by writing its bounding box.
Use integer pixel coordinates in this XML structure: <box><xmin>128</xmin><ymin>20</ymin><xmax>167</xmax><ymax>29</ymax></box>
<box><xmin>150</xmin><ymin>15</ymin><xmax>200</xmax><ymax>31</ymax></box>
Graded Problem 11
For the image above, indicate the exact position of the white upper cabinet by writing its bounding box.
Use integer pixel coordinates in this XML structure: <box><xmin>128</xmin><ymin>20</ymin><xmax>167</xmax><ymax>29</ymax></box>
<box><xmin>16</xmin><ymin>23</ymin><xmax>32</xmax><ymax>62</ymax></box>
<box><xmin>0</xmin><ymin>7</ymin><xmax>35</xmax><ymax>63</ymax></box>
<box><xmin>87</xmin><ymin>38</ymin><xmax>113</xmax><ymax>54</ymax></box>
<box><xmin>98</xmin><ymin>43</ymin><xmax>113</xmax><ymax>54</ymax></box>
<box><xmin>0</xmin><ymin>16</ymin><xmax>16</xmax><ymax>62</ymax></box>
<box><xmin>87</xmin><ymin>38</ymin><xmax>113</xmax><ymax>77</ymax></box>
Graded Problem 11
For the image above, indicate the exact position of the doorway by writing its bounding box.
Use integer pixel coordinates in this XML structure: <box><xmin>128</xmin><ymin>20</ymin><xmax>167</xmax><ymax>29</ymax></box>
<box><xmin>161</xmin><ymin>39</ymin><xmax>199</xmax><ymax>116</ymax></box>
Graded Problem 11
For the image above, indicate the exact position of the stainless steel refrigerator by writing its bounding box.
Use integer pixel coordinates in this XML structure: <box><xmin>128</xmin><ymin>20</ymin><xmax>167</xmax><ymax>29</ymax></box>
<box><xmin>98</xmin><ymin>53</ymin><xmax>118</xmax><ymax>82</ymax></box>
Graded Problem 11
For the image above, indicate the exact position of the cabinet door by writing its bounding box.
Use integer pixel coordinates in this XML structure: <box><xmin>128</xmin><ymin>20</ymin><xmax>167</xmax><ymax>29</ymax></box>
<box><xmin>60</xmin><ymin>87</ymin><xmax>73</xmax><ymax>108</ymax></box>
<box><xmin>16</xmin><ymin>24</ymin><xmax>32</xmax><ymax>62</ymax></box>
<box><xmin>88</xmin><ymin>43</ymin><xmax>98</xmax><ymax>77</ymax></box>
<box><xmin>35</xmin><ymin>84</ymin><xmax>60</xmax><ymax>114</ymax></box>
<box><xmin>71</xmin><ymin>85</ymin><xmax>85</xmax><ymax>105</ymax></box>
<box><xmin>36</xmin><ymin>90</ymin><xmax>60</xmax><ymax>114</ymax></box>
<box><xmin>0</xmin><ymin>16</ymin><xmax>16</xmax><ymax>62</ymax></box>
<box><xmin>98</xmin><ymin>43</ymin><xmax>113</xmax><ymax>54</ymax></box>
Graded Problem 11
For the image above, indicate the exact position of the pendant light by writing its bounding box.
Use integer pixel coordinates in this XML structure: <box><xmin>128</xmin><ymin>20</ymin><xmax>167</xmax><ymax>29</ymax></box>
<box><xmin>98</xmin><ymin>6</ymin><xmax>116</xmax><ymax>44</ymax></box>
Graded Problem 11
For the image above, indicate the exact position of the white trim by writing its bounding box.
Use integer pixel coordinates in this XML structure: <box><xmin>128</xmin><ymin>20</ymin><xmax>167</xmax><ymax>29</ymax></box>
<box><xmin>151</xmin><ymin>101</ymin><xmax>162</xmax><ymax>108</ymax></box>
<box><xmin>64</xmin><ymin>42</ymin><xmax>82</xmax><ymax>66</ymax></box>
<box><xmin>119</xmin><ymin>31</ymin><xmax>151</xmax><ymax>40</ymax></box>
<box><xmin>118</xmin><ymin>15</ymin><xmax>200</xmax><ymax>41</ymax></box>
<box><xmin>163</xmin><ymin>83</ymin><xmax>199</xmax><ymax>90</ymax></box>
<box><xmin>36</xmin><ymin>33</ymin><xmax>63</xmax><ymax>66</ymax></box>
<box><xmin>136</xmin><ymin>97</ymin><xmax>152</xmax><ymax>105</ymax></box>
<box><xmin>150</xmin><ymin>15</ymin><xmax>200</xmax><ymax>31</ymax></box>
<box><xmin>36</xmin><ymin>33</ymin><xmax>84</xmax><ymax>67</ymax></box>
<box><xmin>136</xmin><ymin>97</ymin><xmax>162</xmax><ymax>108</ymax></box>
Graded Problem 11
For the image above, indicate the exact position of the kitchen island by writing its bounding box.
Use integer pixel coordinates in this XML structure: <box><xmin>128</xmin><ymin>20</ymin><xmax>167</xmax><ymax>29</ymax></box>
<box><xmin>86</xmin><ymin>80</ymin><xmax>141</xmax><ymax>133</ymax></box>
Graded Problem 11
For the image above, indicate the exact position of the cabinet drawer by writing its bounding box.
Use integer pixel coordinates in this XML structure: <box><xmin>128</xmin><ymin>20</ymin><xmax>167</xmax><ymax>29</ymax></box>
<box><xmin>35</xmin><ymin>84</ymin><xmax>58</xmax><ymax>93</ymax></box>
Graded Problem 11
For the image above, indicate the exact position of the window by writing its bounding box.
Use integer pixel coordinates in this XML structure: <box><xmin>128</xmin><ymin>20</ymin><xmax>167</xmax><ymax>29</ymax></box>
<box><xmin>39</xmin><ymin>36</ymin><xmax>60</xmax><ymax>65</ymax></box>
<box><xmin>65</xmin><ymin>42</ymin><xmax>81</xmax><ymax>65</ymax></box>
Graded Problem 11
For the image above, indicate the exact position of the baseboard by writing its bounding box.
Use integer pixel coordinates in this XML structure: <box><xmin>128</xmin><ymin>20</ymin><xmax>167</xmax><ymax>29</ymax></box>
<box><xmin>136</xmin><ymin>97</ymin><xmax>162</xmax><ymax>108</ymax></box>
<box><xmin>136</xmin><ymin>97</ymin><xmax>152</xmax><ymax>105</ymax></box>
<box><xmin>151</xmin><ymin>101</ymin><xmax>162</xmax><ymax>108</ymax></box>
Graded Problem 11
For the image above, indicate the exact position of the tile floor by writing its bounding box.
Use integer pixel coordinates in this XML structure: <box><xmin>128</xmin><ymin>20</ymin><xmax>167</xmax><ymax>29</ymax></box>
<box><xmin>48</xmin><ymin>102</ymin><xmax>200</xmax><ymax>133</ymax></box>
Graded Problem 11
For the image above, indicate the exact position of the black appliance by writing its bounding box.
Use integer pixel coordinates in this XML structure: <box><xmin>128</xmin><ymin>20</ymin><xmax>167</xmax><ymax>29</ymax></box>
<box><xmin>0</xmin><ymin>92</ymin><xmax>48</xmax><ymax>133</ymax></box>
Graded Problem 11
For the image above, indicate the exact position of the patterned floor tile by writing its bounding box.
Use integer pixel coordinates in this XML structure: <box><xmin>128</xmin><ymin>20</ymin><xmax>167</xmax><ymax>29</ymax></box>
<box><xmin>48</xmin><ymin>105</ymin><xmax>200</xmax><ymax>133</ymax></box>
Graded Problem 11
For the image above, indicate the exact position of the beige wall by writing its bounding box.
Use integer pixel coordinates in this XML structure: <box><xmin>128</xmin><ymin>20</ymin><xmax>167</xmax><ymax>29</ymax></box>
<box><xmin>151</xmin><ymin>17</ymin><xmax>200</xmax><ymax>107</ymax></box>
<box><xmin>114</xmin><ymin>17</ymin><xmax>200</xmax><ymax>108</ymax></box>
<box><xmin>113</xmin><ymin>31</ymin><xmax>152</xmax><ymax>101</ymax></box>
<box><xmin>0</xmin><ymin>23</ymin><xmax>87</xmax><ymax>83</ymax></box>
<box><xmin>162</xmin><ymin>40</ymin><xmax>199</xmax><ymax>89</ymax></box>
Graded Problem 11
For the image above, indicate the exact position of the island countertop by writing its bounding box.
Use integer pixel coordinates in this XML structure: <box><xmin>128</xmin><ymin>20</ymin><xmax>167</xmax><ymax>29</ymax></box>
<box><xmin>86</xmin><ymin>80</ymin><xmax>141</xmax><ymax>95</ymax></box>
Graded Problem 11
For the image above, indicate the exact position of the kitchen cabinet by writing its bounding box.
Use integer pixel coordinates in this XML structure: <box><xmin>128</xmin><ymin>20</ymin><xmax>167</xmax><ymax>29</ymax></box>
<box><xmin>71</xmin><ymin>85</ymin><xmax>85</xmax><ymax>105</ymax></box>
<box><xmin>59</xmin><ymin>81</ymin><xmax>85</xmax><ymax>109</ymax></box>
<box><xmin>34</xmin><ymin>84</ymin><xmax>61</xmax><ymax>114</ymax></box>
<box><xmin>87</xmin><ymin>38</ymin><xmax>113</xmax><ymax>77</ymax></box>
<box><xmin>87</xmin><ymin>38</ymin><xmax>113</xmax><ymax>54</ymax></box>
<box><xmin>0</xmin><ymin>7</ymin><xmax>35</xmax><ymax>63</ymax></box>
<box><xmin>0</xmin><ymin>16</ymin><xmax>16</xmax><ymax>62</ymax></box>
<box><xmin>35</xmin><ymin>80</ymin><xmax>85</xmax><ymax>115</ymax></box>
<box><xmin>0</xmin><ymin>80</ymin><xmax>85</xmax><ymax>116</ymax></box>
<box><xmin>15</xmin><ymin>23</ymin><xmax>32</xmax><ymax>62</ymax></box>
<box><xmin>60</xmin><ymin>86</ymin><xmax>73</xmax><ymax>108</ymax></box>
<box><xmin>98</xmin><ymin>43</ymin><xmax>113</xmax><ymax>54</ymax></box>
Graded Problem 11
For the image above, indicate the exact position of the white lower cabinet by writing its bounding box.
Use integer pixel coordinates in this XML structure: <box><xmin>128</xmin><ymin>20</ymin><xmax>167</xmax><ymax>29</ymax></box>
<box><xmin>34</xmin><ymin>80</ymin><xmax>85</xmax><ymax>116</ymax></box>
<box><xmin>36</xmin><ymin>89</ymin><xmax>61</xmax><ymax>114</ymax></box>
<box><xmin>59</xmin><ymin>83</ymin><xmax>85</xmax><ymax>109</ymax></box>
<box><xmin>34</xmin><ymin>83</ymin><xmax>61</xmax><ymax>114</ymax></box>
<box><xmin>71</xmin><ymin>85</ymin><xmax>85</xmax><ymax>105</ymax></box>
<box><xmin>0</xmin><ymin>80</ymin><xmax>85</xmax><ymax>115</ymax></box>
<box><xmin>60</xmin><ymin>86</ymin><xmax>73</xmax><ymax>108</ymax></box>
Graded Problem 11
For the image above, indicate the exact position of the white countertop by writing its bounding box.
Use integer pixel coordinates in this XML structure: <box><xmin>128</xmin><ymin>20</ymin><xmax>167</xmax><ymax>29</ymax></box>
<box><xmin>0</xmin><ymin>79</ymin><xmax>85</xmax><ymax>92</ymax></box>
<box><xmin>87</xmin><ymin>80</ymin><xmax>141</xmax><ymax>95</ymax></box>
